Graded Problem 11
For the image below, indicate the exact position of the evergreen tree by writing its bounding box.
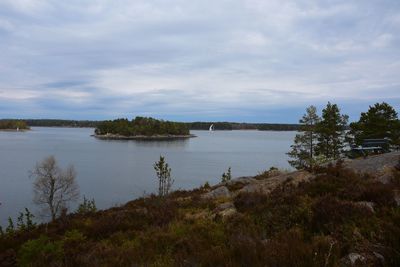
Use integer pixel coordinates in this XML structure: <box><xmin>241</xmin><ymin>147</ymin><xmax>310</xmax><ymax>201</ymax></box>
<box><xmin>316</xmin><ymin>102</ymin><xmax>348</xmax><ymax>160</ymax></box>
<box><xmin>349</xmin><ymin>102</ymin><xmax>400</xmax><ymax>147</ymax></box>
<box><xmin>6</xmin><ymin>217</ymin><xmax>14</xmax><ymax>235</ymax></box>
<box><xmin>287</xmin><ymin>105</ymin><xmax>320</xmax><ymax>170</ymax></box>
<box><xmin>221</xmin><ymin>167</ymin><xmax>232</xmax><ymax>183</ymax></box>
<box><xmin>154</xmin><ymin>156</ymin><xmax>174</xmax><ymax>197</ymax></box>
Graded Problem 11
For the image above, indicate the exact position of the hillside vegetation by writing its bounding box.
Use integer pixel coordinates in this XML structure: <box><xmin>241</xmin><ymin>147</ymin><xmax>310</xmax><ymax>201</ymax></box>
<box><xmin>1</xmin><ymin>153</ymin><xmax>399</xmax><ymax>266</ymax></box>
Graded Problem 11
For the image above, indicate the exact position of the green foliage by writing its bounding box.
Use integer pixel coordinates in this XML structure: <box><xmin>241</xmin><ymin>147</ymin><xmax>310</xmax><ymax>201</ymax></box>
<box><xmin>76</xmin><ymin>196</ymin><xmax>97</xmax><ymax>214</ymax></box>
<box><xmin>289</xmin><ymin>103</ymin><xmax>349</xmax><ymax>169</ymax></box>
<box><xmin>17</xmin><ymin>236</ymin><xmax>64</xmax><ymax>267</ymax></box>
<box><xmin>95</xmin><ymin>116</ymin><xmax>190</xmax><ymax>136</ymax></box>
<box><xmin>0</xmin><ymin>120</ymin><xmax>29</xmax><ymax>130</ymax></box>
<box><xmin>316</xmin><ymin>102</ymin><xmax>348</xmax><ymax>160</ymax></box>
<box><xmin>350</xmin><ymin>102</ymin><xmax>400</xmax><ymax>147</ymax></box>
<box><xmin>154</xmin><ymin>156</ymin><xmax>174</xmax><ymax>197</ymax></box>
<box><xmin>6</xmin><ymin>217</ymin><xmax>14</xmax><ymax>235</ymax></box>
<box><xmin>201</xmin><ymin>181</ymin><xmax>211</xmax><ymax>190</ymax></box>
<box><xmin>16</xmin><ymin>208</ymin><xmax>36</xmax><ymax>231</ymax></box>
<box><xmin>288</xmin><ymin>105</ymin><xmax>321</xmax><ymax>170</ymax></box>
<box><xmin>221</xmin><ymin>167</ymin><xmax>232</xmax><ymax>183</ymax></box>
<box><xmin>24</xmin><ymin>208</ymin><xmax>35</xmax><ymax>230</ymax></box>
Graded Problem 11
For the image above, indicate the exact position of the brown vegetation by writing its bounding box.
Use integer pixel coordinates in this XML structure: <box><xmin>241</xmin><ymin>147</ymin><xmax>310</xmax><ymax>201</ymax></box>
<box><xmin>1</xmin><ymin>159</ymin><xmax>400</xmax><ymax>266</ymax></box>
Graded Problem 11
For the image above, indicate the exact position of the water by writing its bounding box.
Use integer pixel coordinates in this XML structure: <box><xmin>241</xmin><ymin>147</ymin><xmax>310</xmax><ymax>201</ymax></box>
<box><xmin>0</xmin><ymin>127</ymin><xmax>295</xmax><ymax>225</ymax></box>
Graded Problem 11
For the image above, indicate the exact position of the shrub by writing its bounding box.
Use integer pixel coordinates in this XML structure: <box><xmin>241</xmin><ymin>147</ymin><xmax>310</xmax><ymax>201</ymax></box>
<box><xmin>76</xmin><ymin>196</ymin><xmax>97</xmax><ymax>214</ymax></box>
<box><xmin>17</xmin><ymin>236</ymin><xmax>63</xmax><ymax>267</ymax></box>
<box><xmin>311</xmin><ymin>196</ymin><xmax>371</xmax><ymax>234</ymax></box>
<box><xmin>263</xmin><ymin>228</ymin><xmax>339</xmax><ymax>267</ymax></box>
<box><xmin>62</xmin><ymin>229</ymin><xmax>87</xmax><ymax>266</ymax></box>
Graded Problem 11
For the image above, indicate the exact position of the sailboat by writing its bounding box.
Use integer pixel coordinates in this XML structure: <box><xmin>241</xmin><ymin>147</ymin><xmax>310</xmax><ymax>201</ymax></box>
<box><xmin>209</xmin><ymin>124</ymin><xmax>214</xmax><ymax>131</ymax></box>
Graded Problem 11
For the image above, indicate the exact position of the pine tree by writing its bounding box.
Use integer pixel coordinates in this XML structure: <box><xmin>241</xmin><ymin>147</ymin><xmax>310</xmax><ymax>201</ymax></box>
<box><xmin>154</xmin><ymin>156</ymin><xmax>174</xmax><ymax>197</ymax></box>
<box><xmin>349</xmin><ymin>102</ymin><xmax>400</xmax><ymax>147</ymax></box>
<box><xmin>287</xmin><ymin>105</ymin><xmax>320</xmax><ymax>170</ymax></box>
<box><xmin>221</xmin><ymin>167</ymin><xmax>232</xmax><ymax>183</ymax></box>
<box><xmin>316</xmin><ymin>102</ymin><xmax>348</xmax><ymax>160</ymax></box>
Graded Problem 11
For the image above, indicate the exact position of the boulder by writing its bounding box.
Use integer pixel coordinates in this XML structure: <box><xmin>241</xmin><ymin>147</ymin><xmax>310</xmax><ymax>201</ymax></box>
<box><xmin>202</xmin><ymin>186</ymin><xmax>231</xmax><ymax>199</ymax></box>
<box><xmin>218</xmin><ymin>207</ymin><xmax>237</xmax><ymax>219</ymax></box>
<box><xmin>215</xmin><ymin>201</ymin><xmax>235</xmax><ymax>212</ymax></box>
<box><xmin>373</xmin><ymin>252</ymin><xmax>385</xmax><ymax>264</ymax></box>
<box><xmin>355</xmin><ymin>201</ymin><xmax>375</xmax><ymax>213</ymax></box>
<box><xmin>237</xmin><ymin>170</ymin><xmax>313</xmax><ymax>196</ymax></box>
<box><xmin>343</xmin><ymin>151</ymin><xmax>400</xmax><ymax>182</ymax></box>
<box><xmin>341</xmin><ymin>253</ymin><xmax>366</xmax><ymax>265</ymax></box>
<box><xmin>394</xmin><ymin>192</ymin><xmax>400</xmax><ymax>206</ymax></box>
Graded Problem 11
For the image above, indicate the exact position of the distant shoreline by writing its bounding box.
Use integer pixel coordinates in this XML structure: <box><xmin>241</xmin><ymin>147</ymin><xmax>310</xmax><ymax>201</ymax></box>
<box><xmin>92</xmin><ymin>134</ymin><xmax>197</xmax><ymax>140</ymax></box>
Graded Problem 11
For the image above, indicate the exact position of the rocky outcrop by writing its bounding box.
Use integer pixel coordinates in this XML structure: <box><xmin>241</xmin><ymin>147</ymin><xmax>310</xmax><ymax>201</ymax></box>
<box><xmin>355</xmin><ymin>201</ymin><xmax>375</xmax><ymax>213</ymax></box>
<box><xmin>343</xmin><ymin>151</ymin><xmax>400</xmax><ymax>183</ymax></box>
<box><xmin>202</xmin><ymin>186</ymin><xmax>231</xmax><ymax>199</ymax></box>
<box><xmin>201</xmin><ymin>152</ymin><xmax>400</xmax><ymax>203</ymax></box>
<box><xmin>341</xmin><ymin>252</ymin><xmax>366</xmax><ymax>265</ymax></box>
<box><xmin>237</xmin><ymin>170</ymin><xmax>313</xmax><ymax>195</ymax></box>
<box><xmin>214</xmin><ymin>202</ymin><xmax>237</xmax><ymax>219</ymax></box>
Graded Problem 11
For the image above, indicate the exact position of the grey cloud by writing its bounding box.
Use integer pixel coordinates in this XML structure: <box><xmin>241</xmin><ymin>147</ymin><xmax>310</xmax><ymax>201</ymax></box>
<box><xmin>0</xmin><ymin>0</ymin><xmax>399</xmax><ymax>121</ymax></box>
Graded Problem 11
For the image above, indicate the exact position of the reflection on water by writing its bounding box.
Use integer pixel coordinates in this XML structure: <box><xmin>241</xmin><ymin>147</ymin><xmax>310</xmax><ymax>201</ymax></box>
<box><xmin>129</xmin><ymin>139</ymin><xmax>189</xmax><ymax>148</ymax></box>
<box><xmin>0</xmin><ymin>127</ymin><xmax>295</xmax><ymax>225</ymax></box>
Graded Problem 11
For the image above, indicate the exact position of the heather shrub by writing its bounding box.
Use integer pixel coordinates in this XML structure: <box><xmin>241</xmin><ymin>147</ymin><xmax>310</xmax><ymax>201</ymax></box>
<box><xmin>17</xmin><ymin>236</ymin><xmax>63</xmax><ymax>267</ymax></box>
<box><xmin>263</xmin><ymin>228</ymin><xmax>339</xmax><ymax>267</ymax></box>
<box><xmin>311</xmin><ymin>196</ymin><xmax>372</xmax><ymax>234</ymax></box>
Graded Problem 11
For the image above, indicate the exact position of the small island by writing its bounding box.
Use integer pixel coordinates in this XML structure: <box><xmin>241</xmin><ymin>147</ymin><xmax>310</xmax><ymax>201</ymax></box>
<box><xmin>0</xmin><ymin>120</ymin><xmax>30</xmax><ymax>131</ymax></box>
<box><xmin>94</xmin><ymin>116</ymin><xmax>195</xmax><ymax>140</ymax></box>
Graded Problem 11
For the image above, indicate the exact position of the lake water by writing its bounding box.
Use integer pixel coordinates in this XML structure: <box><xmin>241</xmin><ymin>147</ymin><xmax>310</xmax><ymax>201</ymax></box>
<box><xmin>0</xmin><ymin>127</ymin><xmax>295</xmax><ymax>226</ymax></box>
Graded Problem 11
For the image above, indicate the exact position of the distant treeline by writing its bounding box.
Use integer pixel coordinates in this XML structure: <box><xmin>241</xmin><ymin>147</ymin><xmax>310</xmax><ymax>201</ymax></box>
<box><xmin>187</xmin><ymin>122</ymin><xmax>300</xmax><ymax>131</ymax></box>
<box><xmin>95</xmin><ymin>117</ymin><xmax>190</xmax><ymax>136</ymax></box>
<box><xmin>25</xmin><ymin>119</ymin><xmax>100</xmax><ymax>128</ymax></box>
<box><xmin>0</xmin><ymin>120</ymin><xmax>29</xmax><ymax>130</ymax></box>
<box><xmin>4</xmin><ymin>119</ymin><xmax>300</xmax><ymax>131</ymax></box>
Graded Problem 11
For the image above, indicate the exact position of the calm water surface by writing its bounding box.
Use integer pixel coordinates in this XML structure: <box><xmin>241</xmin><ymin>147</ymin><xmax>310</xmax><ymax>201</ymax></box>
<box><xmin>0</xmin><ymin>127</ymin><xmax>295</xmax><ymax>225</ymax></box>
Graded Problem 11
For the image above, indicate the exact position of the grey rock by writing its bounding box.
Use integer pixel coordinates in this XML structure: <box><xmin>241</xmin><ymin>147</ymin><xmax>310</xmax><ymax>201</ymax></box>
<box><xmin>373</xmin><ymin>252</ymin><xmax>384</xmax><ymax>263</ymax></box>
<box><xmin>202</xmin><ymin>186</ymin><xmax>231</xmax><ymax>199</ymax></box>
<box><xmin>215</xmin><ymin>201</ymin><xmax>235</xmax><ymax>212</ymax></box>
<box><xmin>343</xmin><ymin>151</ymin><xmax>400</xmax><ymax>181</ymax></box>
<box><xmin>219</xmin><ymin>207</ymin><xmax>237</xmax><ymax>218</ymax></box>
<box><xmin>394</xmin><ymin>192</ymin><xmax>400</xmax><ymax>206</ymax></box>
<box><xmin>347</xmin><ymin>253</ymin><xmax>365</xmax><ymax>265</ymax></box>
<box><xmin>356</xmin><ymin>201</ymin><xmax>375</xmax><ymax>213</ymax></box>
<box><xmin>225</xmin><ymin>176</ymin><xmax>256</xmax><ymax>185</ymax></box>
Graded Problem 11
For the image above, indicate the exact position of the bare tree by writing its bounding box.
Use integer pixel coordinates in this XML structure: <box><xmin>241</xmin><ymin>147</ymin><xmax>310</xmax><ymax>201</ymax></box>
<box><xmin>30</xmin><ymin>156</ymin><xmax>79</xmax><ymax>221</ymax></box>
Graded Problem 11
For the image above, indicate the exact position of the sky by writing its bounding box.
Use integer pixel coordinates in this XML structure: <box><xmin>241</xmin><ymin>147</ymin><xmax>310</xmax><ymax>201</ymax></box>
<box><xmin>0</xmin><ymin>0</ymin><xmax>399</xmax><ymax>123</ymax></box>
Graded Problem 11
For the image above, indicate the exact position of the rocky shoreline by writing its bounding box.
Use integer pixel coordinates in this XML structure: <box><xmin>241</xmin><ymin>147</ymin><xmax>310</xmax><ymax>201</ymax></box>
<box><xmin>92</xmin><ymin>133</ymin><xmax>196</xmax><ymax>140</ymax></box>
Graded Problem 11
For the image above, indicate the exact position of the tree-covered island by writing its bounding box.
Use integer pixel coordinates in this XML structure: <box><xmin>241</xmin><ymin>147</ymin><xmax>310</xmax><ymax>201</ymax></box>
<box><xmin>0</xmin><ymin>120</ymin><xmax>30</xmax><ymax>131</ymax></box>
<box><xmin>94</xmin><ymin>117</ymin><xmax>194</xmax><ymax>140</ymax></box>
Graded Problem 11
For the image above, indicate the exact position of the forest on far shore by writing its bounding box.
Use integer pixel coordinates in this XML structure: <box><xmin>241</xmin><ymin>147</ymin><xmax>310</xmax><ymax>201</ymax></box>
<box><xmin>3</xmin><ymin>119</ymin><xmax>300</xmax><ymax>131</ymax></box>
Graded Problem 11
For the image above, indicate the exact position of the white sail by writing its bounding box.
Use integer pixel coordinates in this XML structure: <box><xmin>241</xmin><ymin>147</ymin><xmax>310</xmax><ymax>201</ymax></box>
<box><xmin>209</xmin><ymin>124</ymin><xmax>214</xmax><ymax>131</ymax></box>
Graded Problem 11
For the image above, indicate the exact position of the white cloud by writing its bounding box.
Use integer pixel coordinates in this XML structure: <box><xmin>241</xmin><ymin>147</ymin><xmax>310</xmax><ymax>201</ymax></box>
<box><xmin>0</xmin><ymin>0</ymin><xmax>399</xmax><ymax>120</ymax></box>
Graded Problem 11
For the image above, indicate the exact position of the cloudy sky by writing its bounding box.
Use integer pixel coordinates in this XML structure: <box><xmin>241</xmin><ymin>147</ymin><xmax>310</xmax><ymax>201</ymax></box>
<box><xmin>0</xmin><ymin>0</ymin><xmax>399</xmax><ymax>122</ymax></box>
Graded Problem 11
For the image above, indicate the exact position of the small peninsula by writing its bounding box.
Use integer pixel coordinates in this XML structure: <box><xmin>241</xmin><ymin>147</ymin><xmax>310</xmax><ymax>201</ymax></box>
<box><xmin>0</xmin><ymin>120</ymin><xmax>30</xmax><ymax>131</ymax></box>
<box><xmin>94</xmin><ymin>117</ymin><xmax>194</xmax><ymax>140</ymax></box>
